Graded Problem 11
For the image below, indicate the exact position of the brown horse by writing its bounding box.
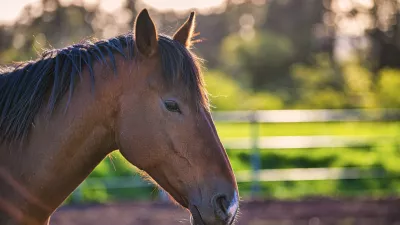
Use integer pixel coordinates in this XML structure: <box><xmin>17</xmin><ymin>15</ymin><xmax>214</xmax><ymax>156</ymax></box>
<box><xmin>0</xmin><ymin>9</ymin><xmax>239</xmax><ymax>225</ymax></box>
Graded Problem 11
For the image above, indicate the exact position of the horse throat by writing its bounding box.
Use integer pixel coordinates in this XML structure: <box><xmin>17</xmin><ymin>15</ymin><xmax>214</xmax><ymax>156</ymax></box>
<box><xmin>0</xmin><ymin>69</ymin><xmax>120</xmax><ymax>225</ymax></box>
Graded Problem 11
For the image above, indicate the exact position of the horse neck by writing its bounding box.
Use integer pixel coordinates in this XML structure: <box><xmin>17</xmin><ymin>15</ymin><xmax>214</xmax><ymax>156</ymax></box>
<box><xmin>0</xmin><ymin>61</ymin><xmax>123</xmax><ymax>225</ymax></box>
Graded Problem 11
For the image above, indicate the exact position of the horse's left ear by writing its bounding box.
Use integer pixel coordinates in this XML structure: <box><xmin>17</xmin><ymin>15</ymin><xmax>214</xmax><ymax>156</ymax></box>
<box><xmin>173</xmin><ymin>12</ymin><xmax>196</xmax><ymax>48</ymax></box>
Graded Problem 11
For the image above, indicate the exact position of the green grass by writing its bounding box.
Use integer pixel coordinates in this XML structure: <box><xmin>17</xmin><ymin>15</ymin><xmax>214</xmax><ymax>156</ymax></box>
<box><xmin>227</xmin><ymin>144</ymin><xmax>400</xmax><ymax>172</ymax></box>
<box><xmin>225</xmin><ymin>141</ymin><xmax>400</xmax><ymax>199</ymax></box>
<box><xmin>66</xmin><ymin>121</ymin><xmax>400</xmax><ymax>203</ymax></box>
<box><xmin>238</xmin><ymin>178</ymin><xmax>400</xmax><ymax>199</ymax></box>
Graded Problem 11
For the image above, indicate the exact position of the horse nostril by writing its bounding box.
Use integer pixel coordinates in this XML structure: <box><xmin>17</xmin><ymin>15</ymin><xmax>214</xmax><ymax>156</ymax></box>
<box><xmin>217</xmin><ymin>195</ymin><xmax>229</xmax><ymax>213</ymax></box>
<box><xmin>212</xmin><ymin>194</ymin><xmax>230</xmax><ymax>221</ymax></box>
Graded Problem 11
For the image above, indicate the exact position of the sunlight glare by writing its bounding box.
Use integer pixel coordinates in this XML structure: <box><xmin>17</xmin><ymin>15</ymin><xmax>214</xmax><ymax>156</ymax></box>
<box><xmin>0</xmin><ymin>0</ymin><xmax>227</xmax><ymax>24</ymax></box>
<box><xmin>0</xmin><ymin>0</ymin><xmax>40</xmax><ymax>24</ymax></box>
<box><xmin>143</xmin><ymin>0</ymin><xmax>225</xmax><ymax>12</ymax></box>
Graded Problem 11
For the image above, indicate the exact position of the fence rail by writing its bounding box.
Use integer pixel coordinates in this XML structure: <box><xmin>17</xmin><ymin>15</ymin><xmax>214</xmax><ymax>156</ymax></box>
<box><xmin>222</xmin><ymin>135</ymin><xmax>391</xmax><ymax>149</ymax></box>
<box><xmin>72</xmin><ymin>108</ymin><xmax>400</xmax><ymax>201</ymax></box>
<box><xmin>236</xmin><ymin>167</ymin><xmax>388</xmax><ymax>182</ymax></box>
<box><xmin>212</xmin><ymin>108</ymin><xmax>400</xmax><ymax>123</ymax></box>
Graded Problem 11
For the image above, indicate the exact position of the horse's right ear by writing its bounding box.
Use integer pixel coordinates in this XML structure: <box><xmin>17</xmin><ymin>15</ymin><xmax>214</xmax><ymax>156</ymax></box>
<box><xmin>134</xmin><ymin>9</ymin><xmax>158</xmax><ymax>57</ymax></box>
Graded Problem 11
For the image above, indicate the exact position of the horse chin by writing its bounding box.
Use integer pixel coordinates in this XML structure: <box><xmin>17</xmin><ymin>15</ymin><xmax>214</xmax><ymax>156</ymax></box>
<box><xmin>189</xmin><ymin>205</ymin><xmax>206</xmax><ymax>225</ymax></box>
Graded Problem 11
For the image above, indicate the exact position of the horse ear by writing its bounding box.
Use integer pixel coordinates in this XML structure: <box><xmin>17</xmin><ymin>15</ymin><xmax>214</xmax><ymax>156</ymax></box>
<box><xmin>173</xmin><ymin>12</ymin><xmax>196</xmax><ymax>47</ymax></box>
<box><xmin>134</xmin><ymin>9</ymin><xmax>158</xmax><ymax>57</ymax></box>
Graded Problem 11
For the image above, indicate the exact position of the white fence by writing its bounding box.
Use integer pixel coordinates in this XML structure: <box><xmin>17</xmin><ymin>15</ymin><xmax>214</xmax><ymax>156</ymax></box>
<box><xmin>71</xmin><ymin>108</ymin><xmax>400</xmax><ymax>201</ymax></box>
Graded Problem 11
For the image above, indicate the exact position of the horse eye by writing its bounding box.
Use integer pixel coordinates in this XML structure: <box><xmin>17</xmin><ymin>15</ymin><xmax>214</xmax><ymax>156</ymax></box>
<box><xmin>164</xmin><ymin>100</ymin><xmax>181</xmax><ymax>113</ymax></box>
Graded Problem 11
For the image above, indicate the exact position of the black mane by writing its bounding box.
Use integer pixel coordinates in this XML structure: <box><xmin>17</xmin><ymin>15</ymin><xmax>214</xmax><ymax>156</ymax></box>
<box><xmin>0</xmin><ymin>33</ymin><xmax>207</xmax><ymax>144</ymax></box>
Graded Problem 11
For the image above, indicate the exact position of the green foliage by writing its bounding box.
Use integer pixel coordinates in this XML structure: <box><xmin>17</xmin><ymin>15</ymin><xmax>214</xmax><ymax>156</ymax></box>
<box><xmin>342</xmin><ymin>63</ymin><xmax>377</xmax><ymax>108</ymax></box>
<box><xmin>220</xmin><ymin>31</ymin><xmax>295</xmax><ymax>90</ymax></box>
<box><xmin>221</xmin><ymin>31</ymin><xmax>294</xmax><ymax>67</ymax></box>
<box><xmin>238</xmin><ymin>178</ymin><xmax>400</xmax><ymax>199</ymax></box>
<box><xmin>204</xmin><ymin>70</ymin><xmax>284</xmax><ymax>110</ymax></box>
<box><xmin>291</xmin><ymin>54</ymin><xmax>347</xmax><ymax>108</ymax></box>
<box><xmin>80</xmin><ymin>182</ymin><xmax>109</xmax><ymax>203</ymax></box>
<box><xmin>291</xmin><ymin>55</ymin><xmax>388</xmax><ymax>109</ymax></box>
<box><xmin>377</xmin><ymin>69</ymin><xmax>400</xmax><ymax>107</ymax></box>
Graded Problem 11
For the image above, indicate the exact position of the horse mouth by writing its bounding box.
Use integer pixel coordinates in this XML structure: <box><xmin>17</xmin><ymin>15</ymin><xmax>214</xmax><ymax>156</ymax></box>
<box><xmin>228</xmin><ymin>207</ymin><xmax>238</xmax><ymax>225</ymax></box>
<box><xmin>189</xmin><ymin>203</ymin><xmax>238</xmax><ymax>225</ymax></box>
<box><xmin>189</xmin><ymin>205</ymin><xmax>206</xmax><ymax>225</ymax></box>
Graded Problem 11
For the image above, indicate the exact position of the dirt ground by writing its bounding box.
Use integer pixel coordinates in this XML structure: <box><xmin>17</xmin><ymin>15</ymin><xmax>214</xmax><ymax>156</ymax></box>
<box><xmin>51</xmin><ymin>198</ymin><xmax>400</xmax><ymax>225</ymax></box>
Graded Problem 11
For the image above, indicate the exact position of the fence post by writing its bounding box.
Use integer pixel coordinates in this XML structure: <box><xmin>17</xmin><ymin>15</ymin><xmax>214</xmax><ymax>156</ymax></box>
<box><xmin>250</xmin><ymin>111</ymin><xmax>261</xmax><ymax>198</ymax></box>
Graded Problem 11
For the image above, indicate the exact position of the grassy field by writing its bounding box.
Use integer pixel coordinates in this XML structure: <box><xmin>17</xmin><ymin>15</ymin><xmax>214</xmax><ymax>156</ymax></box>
<box><xmin>67</xmin><ymin>121</ymin><xmax>400</xmax><ymax>203</ymax></box>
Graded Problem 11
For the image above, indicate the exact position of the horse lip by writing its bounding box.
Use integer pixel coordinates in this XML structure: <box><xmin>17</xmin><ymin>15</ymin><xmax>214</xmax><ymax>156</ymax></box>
<box><xmin>228</xmin><ymin>206</ymin><xmax>238</xmax><ymax>225</ymax></box>
<box><xmin>189</xmin><ymin>204</ymin><xmax>206</xmax><ymax>225</ymax></box>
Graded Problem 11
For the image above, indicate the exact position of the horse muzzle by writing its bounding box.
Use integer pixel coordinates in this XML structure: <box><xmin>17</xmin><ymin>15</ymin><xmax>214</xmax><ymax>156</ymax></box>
<box><xmin>189</xmin><ymin>190</ymin><xmax>239</xmax><ymax>225</ymax></box>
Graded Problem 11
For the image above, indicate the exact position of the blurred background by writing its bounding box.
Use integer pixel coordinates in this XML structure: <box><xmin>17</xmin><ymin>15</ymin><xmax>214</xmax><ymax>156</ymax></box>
<box><xmin>2</xmin><ymin>0</ymin><xmax>400</xmax><ymax>224</ymax></box>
